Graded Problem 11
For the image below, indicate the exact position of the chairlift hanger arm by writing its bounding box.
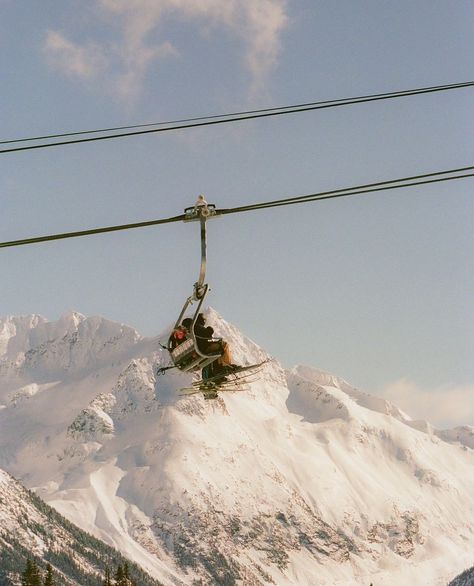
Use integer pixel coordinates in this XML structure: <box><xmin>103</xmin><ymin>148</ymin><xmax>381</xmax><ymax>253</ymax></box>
<box><xmin>170</xmin><ymin>196</ymin><xmax>218</xmax><ymax>331</ymax></box>
<box><xmin>197</xmin><ymin>216</ymin><xmax>207</xmax><ymax>296</ymax></box>
<box><xmin>183</xmin><ymin>197</ymin><xmax>219</xmax><ymax>300</ymax></box>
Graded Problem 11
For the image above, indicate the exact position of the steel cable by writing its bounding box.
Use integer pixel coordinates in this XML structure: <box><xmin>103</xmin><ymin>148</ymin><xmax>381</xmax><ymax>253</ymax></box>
<box><xmin>219</xmin><ymin>166</ymin><xmax>474</xmax><ymax>215</ymax></box>
<box><xmin>1</xmin><ymin>80</ymin><xmax>473</xmax><ymax>154</ymax></box>
<box><xmin>0</xmin><ymin>166</ymin><xmax>472</xmax><ymax>249</ymax></box>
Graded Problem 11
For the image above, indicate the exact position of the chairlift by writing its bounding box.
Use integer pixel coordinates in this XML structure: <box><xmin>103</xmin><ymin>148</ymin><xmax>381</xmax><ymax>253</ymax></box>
<box><xmin>167</xmin><ymin>196</ymin><xmax>223</xmax><ymax>372</ymax></box>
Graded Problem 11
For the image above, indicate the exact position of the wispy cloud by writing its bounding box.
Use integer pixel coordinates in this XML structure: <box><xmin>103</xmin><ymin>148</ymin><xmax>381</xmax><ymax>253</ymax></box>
<box><xmin>382</xmin><ymin>378</ymin><xmax>474</xmax><ymax>429</ymax></box>
<box><xmin>241</xmin><ymin>1</ymin><xmax>288</xmax><ymax>95</ymax></box>
<box><xmin>44</xmin><ymin>31</ymin><xmax>108</xmax><ymax>80</ymax></box>
<box><xmin>43</xmin><ymin>0</ymin><xmax>288</xmax><ymax>103</ymax></box>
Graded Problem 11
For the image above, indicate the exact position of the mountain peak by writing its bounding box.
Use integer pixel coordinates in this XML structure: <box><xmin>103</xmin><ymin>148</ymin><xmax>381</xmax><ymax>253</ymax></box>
<box><xmin>57</xmin><ymin>309</ymin><xmax>86</xmax><ymax>328</ymax></box>
<box><xmin>0</xmin><ymin>309</ymin><xmax>473</xmax><ymax>585</ymax></box>
<box><xmin>0</xmin><ymin>313</ymin><xmax>46</xmax><ymax>358</ymax></box>
<box><xmin>0</xmin><ymin>312</ymin><xmax>142</xmax><ymax>378</ymax></box>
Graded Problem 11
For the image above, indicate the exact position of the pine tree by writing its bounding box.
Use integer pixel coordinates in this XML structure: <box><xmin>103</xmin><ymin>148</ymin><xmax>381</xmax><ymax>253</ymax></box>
<box><xmin>114</xmin><ymin>564</ymin><xmax>125</xmax><ymax>586</ymax></box>
<box><xmin>102</xmin><ymin>567</ymin><xmax>112</xmax><ymax>586</ymax></box>
<box><xmin>43</xmin><ymin>564</ymin><xmax>54</xmax><ymax>586</ymax></box>
<box><xmin>123</xmin><ymin>563</ymin><xmax>129</xmax><ymax>580</ymax></box>
<box><xmin>21</xmin><ymin>559</ymin><xmax>42</xmax><ymax>586</ymax></box>
<box><xmin>21</xmin><ymin>559</ymin><xmax>34</xmax><ymax>586</ymax></box>
<box><xmin>122</xmin><ymin>563</ymin><xmax>136</xmax><ymax>586</ymax></box>
<box><xmin>112</xmin><ymin>562</ymin><xmax>137</xmax><ymax>586</ymax></box>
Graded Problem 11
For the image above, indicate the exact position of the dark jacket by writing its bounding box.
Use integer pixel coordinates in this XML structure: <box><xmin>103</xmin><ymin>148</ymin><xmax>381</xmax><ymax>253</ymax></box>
<box><xmin>194</xmin><ymin>323</ymin><xmax>214</xmax><ymax>351</ymax></box>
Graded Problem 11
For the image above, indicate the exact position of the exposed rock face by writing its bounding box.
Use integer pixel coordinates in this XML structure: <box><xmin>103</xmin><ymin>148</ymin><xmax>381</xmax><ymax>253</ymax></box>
<box><xmin>449</xmin><ymin>566</ymin><xmax>474</xmax><ymax>586</ymax></box>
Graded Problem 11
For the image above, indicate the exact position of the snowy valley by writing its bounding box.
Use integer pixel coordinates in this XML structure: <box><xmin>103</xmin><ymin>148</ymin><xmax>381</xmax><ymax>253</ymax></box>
<box><xmin>0</xmin><ymin>310</ymin><xmax>473</xmax><ymax>585</ymax></box>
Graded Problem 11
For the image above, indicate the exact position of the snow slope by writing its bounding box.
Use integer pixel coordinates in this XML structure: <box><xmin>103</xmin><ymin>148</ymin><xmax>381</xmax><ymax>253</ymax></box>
<box><xmin>0</xmin><ymin>467</ymin><xmax>163</xmax><ymax>585</ymax></box>
<box><xmin>0</xmin><ymin>310</ymin><xmax>473</xmax><ymax>585</ymax></box>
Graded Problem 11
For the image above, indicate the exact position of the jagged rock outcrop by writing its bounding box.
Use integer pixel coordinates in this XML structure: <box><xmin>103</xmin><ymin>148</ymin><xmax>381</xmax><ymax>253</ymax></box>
<box><xmin>449</xmin><ymin>566</ymin><xmax>474</xmax><ymax>586</ymax></box>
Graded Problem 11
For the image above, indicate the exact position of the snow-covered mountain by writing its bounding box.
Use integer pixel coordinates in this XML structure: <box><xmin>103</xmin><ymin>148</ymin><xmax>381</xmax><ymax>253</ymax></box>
<box><xmin>0</xmin><ymin>310</ymin><xmax>473</xmax><ymax>585</ymax></box>
<box><xmin>0</xmin><ymin>466</ymin><xmax>162</xmax><ymax>585</ymax></box>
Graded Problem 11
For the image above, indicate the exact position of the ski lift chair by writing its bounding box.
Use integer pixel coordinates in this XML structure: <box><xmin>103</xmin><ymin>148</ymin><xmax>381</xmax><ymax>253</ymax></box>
<box><xmin>168</xmin><ymin>199</ymin><xmax>223</xmax><ymax>373</ymax></box>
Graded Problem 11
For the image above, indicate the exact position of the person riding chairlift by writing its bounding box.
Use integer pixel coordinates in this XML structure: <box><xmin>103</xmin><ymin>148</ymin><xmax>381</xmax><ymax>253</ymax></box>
<box><xmin>193</xmin><ymin>314</ymin><xmax>233</xmax><ymax>380</ymax></box>
<box><xmin>169</xmin><ymin>318</ymin><xmax>193</xmax><ymax>350</ymax></box>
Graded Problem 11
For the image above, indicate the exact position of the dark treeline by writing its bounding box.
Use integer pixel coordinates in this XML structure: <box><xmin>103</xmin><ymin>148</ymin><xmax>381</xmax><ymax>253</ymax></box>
<box><xmin>21</xmin><ymin>560</ymin><xmax>52</xmax><ymax>586</ymax></box>
<box><xmin>17</xmin><ymin>558</ymin><xmax>147</xmax><ymax>586</ymax></box>
<box><xmin>0</xmin><ymin>532</ymin><xmax>163</xmax><ymax>586</ymax></box>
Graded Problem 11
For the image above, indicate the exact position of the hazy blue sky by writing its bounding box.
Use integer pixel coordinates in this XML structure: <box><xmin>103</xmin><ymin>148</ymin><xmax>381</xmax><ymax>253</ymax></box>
<box><xmin>1</xmin><ymin>1</ymin><xmax>473</xmax><ymax>426</ymax></box>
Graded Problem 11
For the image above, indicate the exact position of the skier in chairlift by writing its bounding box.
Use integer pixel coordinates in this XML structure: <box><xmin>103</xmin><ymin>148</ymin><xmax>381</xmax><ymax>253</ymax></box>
<box><xmin>169</xmin><ymin>317</ymin><xmax>194</xmax><ymax>350</ymax></box>
<box><xmin>194</xmin><ymin>313</ymin><xmax>233</xmax><ymax>381</ymax></box>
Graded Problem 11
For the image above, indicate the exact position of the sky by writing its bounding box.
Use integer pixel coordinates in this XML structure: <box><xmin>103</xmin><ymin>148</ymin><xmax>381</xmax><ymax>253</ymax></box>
<box><xmin>0</xmin><ymin>0</ymin><xmax>473</xmax><ymax>427</ymax></box>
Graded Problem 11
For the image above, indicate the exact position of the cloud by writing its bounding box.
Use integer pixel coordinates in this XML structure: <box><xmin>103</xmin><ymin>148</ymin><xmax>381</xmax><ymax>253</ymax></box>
<box><xmin>44</xmin><ymin>31</ymin><xmax>108</xmax><ymax>80</ymax></box>
<box><xmin>44</xmin><ymin>26</ymin><xmax>176</xmax><ymax>102</ymax></box>
<box><xmin>382</xmin><ymin>378</ymin><xmax>474</xmax><ymax>429</ymax></box>
<box><xmin>43</xmin><ymin>0</ymin><xmax>288</xmax><ymax>102</ymax></box>
<box><xmin>113</xmin><ymin>39</ymin><xmax>177</xmax><ymax>101</ymax></box>
<box><xmin>241</xmin><ymin>1</ymin><xmax>288</xmax><ymax>94</ymax></box>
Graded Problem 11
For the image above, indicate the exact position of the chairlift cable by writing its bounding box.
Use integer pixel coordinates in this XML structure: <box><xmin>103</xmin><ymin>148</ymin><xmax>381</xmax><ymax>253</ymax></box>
<box><xmin>219</xmin><ymin>166</ymin><xmax>474</xmax><ymax>215</ymax></box>
<box><xmin>0</xmin><ymin>165</ymin><xmax>472</xmax><ymax>250</ymax></box>
<box><xmin>221</xmin><ymin>173</ymin><xmax>474</xmax><ymax>216</ymax></box>
<box><xmin>0</xmin><ymin>214</ymin><xmax>186</xmax><ymax>249</ymax></box>
<box><xmin>1</xmin><ymin>80</ymin><xmax>473</xmax><ymax>154</ymax></box>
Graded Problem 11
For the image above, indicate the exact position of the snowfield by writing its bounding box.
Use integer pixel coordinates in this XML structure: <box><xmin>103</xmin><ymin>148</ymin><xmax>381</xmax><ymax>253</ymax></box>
<box><xmin>0</xmin><ymin>309</ymin><xmax>473</xmax><ymax>585</ymax></box>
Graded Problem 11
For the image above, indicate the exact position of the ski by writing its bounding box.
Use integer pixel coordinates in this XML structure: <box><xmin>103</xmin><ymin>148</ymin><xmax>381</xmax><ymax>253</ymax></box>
<box><xmin>190</xmin><ymin>360</ymin><xmax>269</xmax><ymax>387</ymax></box>
<box><xmin>178</xmin><ymin>374</ymin><xmax>260</xmax><ymax>398</ymax></box>
<box><xmin>178</xmin><ymin>386</ymin><xmax>246</xmax><ymax>397</ymax></box>
<box><xmin>177</xmin><ymin>360</ymin><xmax>269</xmax><ymax>398</ymax></box>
